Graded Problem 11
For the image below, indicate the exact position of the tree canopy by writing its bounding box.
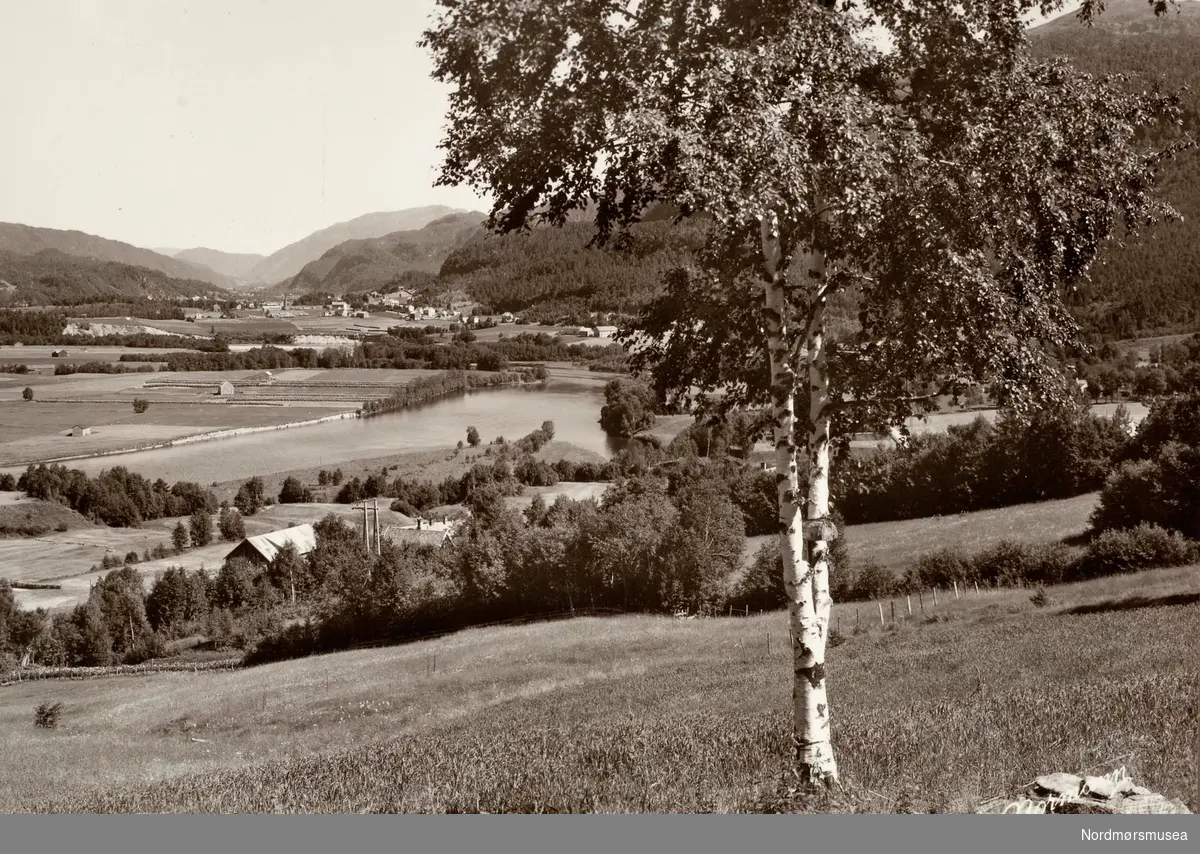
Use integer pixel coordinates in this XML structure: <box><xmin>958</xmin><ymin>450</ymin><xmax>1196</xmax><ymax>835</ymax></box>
<box><xmin>422</xmin><ymin>0</ymin><xmax>1192</xmax><ymax>786</ymax></box>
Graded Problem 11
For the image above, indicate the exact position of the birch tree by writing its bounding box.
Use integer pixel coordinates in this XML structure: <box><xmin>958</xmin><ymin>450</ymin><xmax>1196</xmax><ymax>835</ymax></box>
<box><xmin>422</xmin><ymin>0</ymin><xmax>1191</xmax><ymax>786</ymax></box>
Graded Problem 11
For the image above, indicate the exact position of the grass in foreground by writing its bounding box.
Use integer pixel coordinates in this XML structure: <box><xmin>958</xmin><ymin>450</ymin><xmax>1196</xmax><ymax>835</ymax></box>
<box><xmin>0</xmin><ymin>565</ymin><xmax>1195</xmax><ymax>814</ymax></box>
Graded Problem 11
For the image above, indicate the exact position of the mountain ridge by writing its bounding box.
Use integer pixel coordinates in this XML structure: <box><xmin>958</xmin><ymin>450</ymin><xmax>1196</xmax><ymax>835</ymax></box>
<box><xmin>244</xmin><ymin>205</ymin><xmax>470</xmax><ymax>286</ymax></box>
<box><xmin>0</xmin><ymin>222</ymin><xmax>233</xmax><ymax>289</ymax></box>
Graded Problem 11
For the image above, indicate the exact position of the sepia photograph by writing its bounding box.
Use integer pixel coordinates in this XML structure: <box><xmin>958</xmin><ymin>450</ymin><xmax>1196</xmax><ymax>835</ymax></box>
<box><xmin>0</xmin><ymin>0</ymin><xmax>1196</xmax><ymax>843</ymax></box>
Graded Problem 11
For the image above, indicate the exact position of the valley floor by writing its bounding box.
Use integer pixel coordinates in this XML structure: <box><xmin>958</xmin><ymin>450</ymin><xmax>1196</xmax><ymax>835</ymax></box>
<box><xmin>1</xmin><ymin>564</ymin><xmax>1195</xmax><ymax>813</ymax></box>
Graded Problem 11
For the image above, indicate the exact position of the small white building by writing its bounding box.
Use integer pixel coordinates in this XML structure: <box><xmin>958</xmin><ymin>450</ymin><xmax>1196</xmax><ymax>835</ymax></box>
<box><xmin>70</xmin><ymin>425</ymin><xmax>93</xmax><ymax>437</ymax></box>
<box><xmin>595</xmin><ymin>325</ymin><xmax>619</xmax><ymax>338</ymax></box>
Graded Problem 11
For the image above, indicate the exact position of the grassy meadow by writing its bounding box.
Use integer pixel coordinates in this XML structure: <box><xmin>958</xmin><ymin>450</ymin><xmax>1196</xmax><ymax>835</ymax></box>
<box><xmin>1</xmin><ymin>564</ymin><xmax>1195</xmax><ymax>814</ymax></box>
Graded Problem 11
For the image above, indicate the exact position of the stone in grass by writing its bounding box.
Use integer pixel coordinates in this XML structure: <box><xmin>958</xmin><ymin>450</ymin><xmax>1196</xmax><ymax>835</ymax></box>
<box><xmin>1080</xmin><ymin>775</ymin><xmax>1120</xmax><ymax>799</ymax></box>
<box><xmin>1035</xmin><ymin>773</ymin><xmax>1083</xmax><ymax>798</ymax></box>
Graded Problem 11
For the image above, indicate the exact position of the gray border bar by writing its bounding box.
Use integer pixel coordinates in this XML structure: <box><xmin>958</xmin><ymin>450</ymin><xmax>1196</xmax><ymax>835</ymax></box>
<box><xmin>0</xmin><ymin>815</ymin><xmax>1192</xmax><ymax>854</ymax></box>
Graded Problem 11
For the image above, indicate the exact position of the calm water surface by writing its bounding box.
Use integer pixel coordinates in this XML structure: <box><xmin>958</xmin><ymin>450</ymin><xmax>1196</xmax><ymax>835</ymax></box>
<box><xmin>16</xmin><ymin>381</ymin><xmax>617</xmax><ymax>484</ymax></box>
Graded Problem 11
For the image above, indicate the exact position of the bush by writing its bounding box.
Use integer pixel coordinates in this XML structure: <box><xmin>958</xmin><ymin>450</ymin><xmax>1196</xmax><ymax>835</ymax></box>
<box><xmin>970</xmin><ymin>541</ymin><xmax>1075</xmax><ymax>588</ymax></box>
<box><xmin>22</xmin><ymin>387</ymin><xmax>33</xmax><ymax>401</ymax></box>
<box><xmin>851</xmin><ymin>560</ymin><xmax>900</xmax><ymax>601</ymax></box>
<box><xmin>905</xmin><ymin>547</ymin><xmax>974</xmax><ymax>590</ymax></box>
<box><xmin>278</xmin><ymin>477</ymin><xmax>313</xmax><ymax>504</ymax></box>
<box><xmin>1075</xmin><ymin>524</ymin><xmax>1199</xmax><ymax>580</ymax></box>
<box><xmin>1091</xmin><ymin>443</ymin><xmax>1200</xmax><ymax>539</ymax></box>
<box><xmin>132</xmin><ymin>398</ymin><xmax>150</xmax><ymax>414</ymax></box>
<box><xmin>34</xmin><ymin>701</ymin><xmax>63</xmax><ymax>729</ymax></box>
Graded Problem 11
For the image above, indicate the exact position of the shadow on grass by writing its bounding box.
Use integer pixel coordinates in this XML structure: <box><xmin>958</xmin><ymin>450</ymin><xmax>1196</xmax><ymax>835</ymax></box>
<box><xmin>1060</xmin><ymin>530</ymin><xmax>1093</xmax><ymax>547</ymax></box>
<box><xmin>1062</xmin><ymin>592</ymin><xmax>1200</xmax><ymax>615</ymax></box>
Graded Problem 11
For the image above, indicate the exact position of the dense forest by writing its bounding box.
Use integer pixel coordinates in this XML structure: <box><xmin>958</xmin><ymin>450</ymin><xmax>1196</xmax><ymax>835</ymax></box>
<box><xmin>1031</xmin><ymin>1</ymin><xmax>1200</xmax><ymax>337</ymax></box>
<box><xmin>435</xmin><ymin>216</ymin><xmax>710</xmax><ymax>320</ymax></box>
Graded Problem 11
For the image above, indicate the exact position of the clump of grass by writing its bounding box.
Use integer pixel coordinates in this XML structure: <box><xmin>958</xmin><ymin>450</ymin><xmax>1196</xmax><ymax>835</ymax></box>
<box><xmin>1029</xmin><ymin>587</ymin><xmax>1052</xmax><ymax>608</ymax></box>
<box><xmin>34</xmin><ymin>701</ymin><xmax>63</xmax><ymax>729</ymax></box>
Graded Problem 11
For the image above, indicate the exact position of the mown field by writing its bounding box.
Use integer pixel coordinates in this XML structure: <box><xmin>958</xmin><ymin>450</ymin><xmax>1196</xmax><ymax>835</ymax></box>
<box><xmin>0</xmin><ymin>401</ymin><xmax>347</xmax><ymax>467</ymax></box>
<box><xmin>0</xmin><ymin>564</ymin><xmax>1194</xmax><ymax>814</ymax></box>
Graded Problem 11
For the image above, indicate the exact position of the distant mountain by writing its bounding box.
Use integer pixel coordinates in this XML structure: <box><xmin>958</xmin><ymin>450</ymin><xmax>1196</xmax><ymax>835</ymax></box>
<box><xmin>286</xmin><ymin>212</ymin><xmax>487</xmax><ymax>295</ymax></box>
<box><xmin>0</xmin><ymin>222</ymin><xmax>235</xmax><ymax>289</ymax></box>
<box><xmin>246</xmin><ymin>206</ymin><xmax>469</xmax><ymax>286</ymax></box>
<box><xmin>0</xmin><ymin>248</ymin><xmax>229</xmax><ymax>306</ymax></box>
<box><xmin>1031</xmin><ymin>0</ymin><xmax>1200</xmax><ymax>337</ymax></box>
<box><xmin>174</xmin><ymin>247</ymin><xmax>265</xmax><ymax>280</ymax></box>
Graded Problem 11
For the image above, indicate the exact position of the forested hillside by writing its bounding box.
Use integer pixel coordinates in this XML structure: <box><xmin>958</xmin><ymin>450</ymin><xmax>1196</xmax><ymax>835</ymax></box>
<box><xmin>287</xmin><ymin>212</ymin><xmax>486</xmax><ymax>294</ymax></box>
<box><xmin>1032</xmin><ymin>0</ymin><xmax>1200</xmax><ymax>337</ymax></box>
<box><xmin>436</xmin><ymin>216</ymin><xmax>710</xmax><ymax>320</ymax></box>
<box><xmin>0</xmin><ymin>223</ymin><xmax>232</xmax><ymax>289</ymax></box>
<box><xmin>0</xmin><ymin>249</ymin><xmax>228</xmax><ymax>307</ymax></box>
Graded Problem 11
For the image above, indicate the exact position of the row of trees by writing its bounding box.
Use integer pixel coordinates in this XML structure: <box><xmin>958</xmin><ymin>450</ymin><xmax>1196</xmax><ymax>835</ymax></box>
<box><xmin>360</xmin><ymin>368</ymin><xmax>537</xmax><ymax>417</ymax></box>
<box><xmin>18</xmin><ymin>464</ymin><xmax>217</xmax><ymax>528</ymax></box>
<box><xmin>838</xmin><ymin>405</ymin><xmax>1134</xmax><ymax>524</ymax></box>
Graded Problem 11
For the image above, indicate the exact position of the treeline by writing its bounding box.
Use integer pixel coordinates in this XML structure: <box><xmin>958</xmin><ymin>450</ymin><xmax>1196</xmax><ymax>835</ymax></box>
<box><xmin>53</xmin><ymin>362</ymin><xmax>157</xmax><ymax>376</ymax></box>
<box><xmin>360</xmin><ymin>369</ymin><xmax>541</xmax><ymax>417</ymax></box>
<box><xmin>252</xmin><ymin>472</ymin><xmax>817</xmax><ymax>665</ymax></box>
<box><xmin>18</xmin><ymin>464</ymin><xmax>217</xmax><ymax>528</ymax></box>
<box><xmin>838</xmin><ymin>405</ymin><xmax>1132</xmax><ymax>524</ymax></box>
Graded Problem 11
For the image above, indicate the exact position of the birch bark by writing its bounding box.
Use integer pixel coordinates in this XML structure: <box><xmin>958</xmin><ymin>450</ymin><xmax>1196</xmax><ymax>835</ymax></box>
<box><xmin>759</xmin><ymin>211</ymin><xmax>838</xmax><ymax>785</ymax></box>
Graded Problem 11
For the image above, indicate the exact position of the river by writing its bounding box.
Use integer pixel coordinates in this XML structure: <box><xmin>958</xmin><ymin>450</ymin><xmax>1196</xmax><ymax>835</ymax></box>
<box><xmin>7</xmin><ymin>380</ymin><xmax>619</xmax><ymax>485</ymax></box>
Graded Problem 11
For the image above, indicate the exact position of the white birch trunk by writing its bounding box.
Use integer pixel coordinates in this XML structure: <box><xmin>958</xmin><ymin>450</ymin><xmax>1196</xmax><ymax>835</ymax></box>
<box><xmin>760</xmin><ymin>212</ymin><xmax>839</xmax><ymax>786</ymax></box>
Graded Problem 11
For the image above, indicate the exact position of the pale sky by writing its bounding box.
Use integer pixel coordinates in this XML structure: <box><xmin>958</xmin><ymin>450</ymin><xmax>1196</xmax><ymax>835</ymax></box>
<box><xmin>0</xmin><ymin>0</ymin><xmax>489</xmax><ymax>256</ymax></box>
<box><xmin>0</xmin><ymin>1</ymin><xmax>1084</xmax><ymax>257</ymax></box>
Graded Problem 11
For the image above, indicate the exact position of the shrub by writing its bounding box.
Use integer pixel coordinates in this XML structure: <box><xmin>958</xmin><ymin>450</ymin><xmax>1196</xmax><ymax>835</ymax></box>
<box><xmin>905</xmin><ymin>547</ymin><xmax>973</xmax><ymax>590</ymax></box>
<box><xmin>278</xmin><ymin>477</ymin><xmax>313</xmax><ymax>504</ymax></box>
<box><xmin>1075</xmin><ymin>524</ymin><xmax>1199</xmax><ymax>580</ymax></box>
<box><xmin>852</xmin><ymin>559</ymin><xmax>899</xmax><ymax>601</ymax></box>
<box><xmin>132</xmin><ymin>398</ymin><xmax>150</xmax><ymax>414</ymax></box>
<box><xmin>22</xmin><ymin>387</ymin><xmax>33</xmax><ymax>401</ymax></box>
<box><xmin>969</xmin><ymin>541</ymin><xmax>1075</xmax><ymax>588</ymax></box>
<box><xmin>34</xmin><ymin>701</ymin><xmax>63</xmax><ymax>729</ymax></box>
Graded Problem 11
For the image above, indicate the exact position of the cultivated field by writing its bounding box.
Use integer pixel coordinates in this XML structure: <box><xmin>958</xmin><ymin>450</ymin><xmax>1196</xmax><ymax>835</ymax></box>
<box><xmin>0</xmin><ymin>344</ymin><xmax>192</xmax><ymax>368</ymax></box>
<box><xmin>0</xmin><ymin>401</ymin><xmax>347</xmax><ymax>467</ymax></box>
<box><xmin>0</xmin><ymin>564</ymin><xmax>1194</xmax><ymax>813</ymax></box>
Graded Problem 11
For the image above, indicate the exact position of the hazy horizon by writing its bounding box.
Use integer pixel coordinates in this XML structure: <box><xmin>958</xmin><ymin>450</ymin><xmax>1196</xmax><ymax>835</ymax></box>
<box><xmin>1</xmin><ymin>1</ymin><xmax>1081</xmax><ymax>258</ymax></box>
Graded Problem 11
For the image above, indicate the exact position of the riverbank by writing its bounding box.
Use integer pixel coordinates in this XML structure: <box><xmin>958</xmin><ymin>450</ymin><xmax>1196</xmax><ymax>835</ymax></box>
<box><xmin>1</xmin><ymin>410</ymin><xmax>361</xmax><ymax>471</ymax></box>
<box><xmin>0</xmin><ymin>370</ymin><xmax>544</xmax><ymax>475</ymax></box>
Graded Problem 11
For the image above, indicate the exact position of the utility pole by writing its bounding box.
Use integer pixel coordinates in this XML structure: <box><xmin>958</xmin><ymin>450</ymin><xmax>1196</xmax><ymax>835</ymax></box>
<box><xmin>360</xmin><ymin>502</ymin><xmax>370</xmax><ymax>554</ymax></box>
<box><xmin>373</xmin><ymin>498</ymin><xmax>381</xmax><ymax>554</ymax></box>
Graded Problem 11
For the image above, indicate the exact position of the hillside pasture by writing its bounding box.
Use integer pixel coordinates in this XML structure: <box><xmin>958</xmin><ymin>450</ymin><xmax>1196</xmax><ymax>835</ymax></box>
<box><xmin>743</xmin><ymin>491</ymin><xmax>1100</xmax><ymax>571</ymax></box>
<box><xmin>0</xmin><ymin>564</ymin><xmax>1194</xmax><ymax>813</ymax></box>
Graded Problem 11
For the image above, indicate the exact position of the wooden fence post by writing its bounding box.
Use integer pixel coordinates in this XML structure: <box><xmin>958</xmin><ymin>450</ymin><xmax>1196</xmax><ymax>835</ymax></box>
<box><xmin>856</xmin><ymin>608</ymin><xmax>860</xmax><ymax>631</ymax></box>
<box><xmin>975</xmin><ymin>581</ymin><xmax>980</xmax><ymax>597</ymax></box>
<box><xmin>953</xmin><ymin>581</ymin><xmax>959</xmax><ymax>599</ymax></box>
<box><xmin>878</xmin><ymin>601</ymin><xmax>885</xmax><ymax>628</ymax></box>
<box><xmin>767</xmin><ymin>631</ymin><xmax>771</xmax><ymax>655</ymax></box>
<box><xmin>906</xmin><ymin>594</ymin><xmax>912</xmax><ymax>617</ymax></box>
<box><xmin>933</xmin><ymin>588</ymin><xmax>939</xmax><ymax>608</ymax></box>
<box><xmin>919</xmin><ymin>590</ymin><xmax>925</xmax><ymax>613</ymax></box>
